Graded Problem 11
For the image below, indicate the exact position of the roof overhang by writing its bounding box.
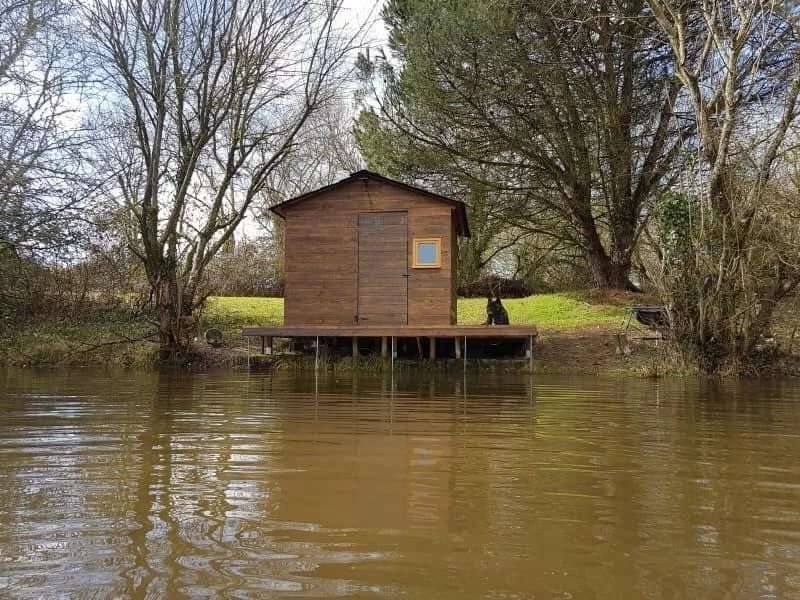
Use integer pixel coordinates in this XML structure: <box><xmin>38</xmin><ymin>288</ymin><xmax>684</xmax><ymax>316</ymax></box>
<box><xmin>269</xmin><ymin>170</ymin><xmax>470</xmax><ymax>238</ymax></box>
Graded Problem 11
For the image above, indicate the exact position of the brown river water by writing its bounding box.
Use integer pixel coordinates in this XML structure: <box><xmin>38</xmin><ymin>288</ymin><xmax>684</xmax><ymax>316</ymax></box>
<box><xmin>2</xmin><ymin>368</ymin><xmax>800</xmax><ymax>599</ymax></box>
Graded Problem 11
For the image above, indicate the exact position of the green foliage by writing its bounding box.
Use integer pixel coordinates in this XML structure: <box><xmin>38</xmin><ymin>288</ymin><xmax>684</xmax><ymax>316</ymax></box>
<box><xmin>648</xmin><ymin>176</ymin><xmax>800</xmax><ymax>374</ymax></box>
<box><xmin>355</xmin><ymin>2</ymin><xmax>538</xmax><ymax>289</ymax></box>
<box><xmin>357</xmin><ymin>0</ymin><xmax>684</xmax><ymax>289</ymax></box>
<box><xmin>12</xmin><ymin>335</ymin><xmax>72</xmax><ymax>365</ymax></box>
<box><xmin>356</xmin><ymin>107</ymin><xmax>532</xmax><ymax>290</ymax></box>
<box><xmin>1</xmin><ymin>308</ymin><xmax>159</xmax><ymax>367</ymax></box>
<box><xmin>354</xmin><ymin>110</ymin><xmax>406</xmax><ymax>177</ymax></box>
<box><xmin>656</xmin><ymin>192</ymin><xmax>696</xmax><ymax>261</ymax></box>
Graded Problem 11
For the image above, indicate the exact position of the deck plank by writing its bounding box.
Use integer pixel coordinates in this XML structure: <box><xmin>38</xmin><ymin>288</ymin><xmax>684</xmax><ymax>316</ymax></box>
<box><xmin>242</xmin><ymin>325</ymin><xmax>538</xmax><ymax>338</ymax></box>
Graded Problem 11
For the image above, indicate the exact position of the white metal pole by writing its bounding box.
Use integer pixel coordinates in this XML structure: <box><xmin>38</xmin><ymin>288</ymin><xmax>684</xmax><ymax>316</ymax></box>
<box><xmin>315</xmin><ymin>336</ymin><xmax>319</xmax><ymax>372</ymax></box>
<box><xmin>528</xmin><ymin>335</ymin><xmax>534</xmax><ymax>372</ymax></box>
<box><xmin>463</xmin><ymin>338</ymin><xmax>468</xmax><ymax>416</ymax></box>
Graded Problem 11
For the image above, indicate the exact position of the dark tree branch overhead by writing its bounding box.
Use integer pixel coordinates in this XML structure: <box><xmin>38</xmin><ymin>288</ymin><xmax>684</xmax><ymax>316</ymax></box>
<box><xmin>356</xmin><ymin>0</ymin><xmax>691</xmax><ymax>290</ymax></box>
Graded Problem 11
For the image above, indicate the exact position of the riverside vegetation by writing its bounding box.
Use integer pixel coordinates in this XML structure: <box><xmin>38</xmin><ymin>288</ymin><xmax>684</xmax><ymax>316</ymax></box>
<box><xmin>3</xmin><ymin>0</ymin><xmax>800</xmax><ymax>374</ymax></box>
<box><xmin>6</xmin><ymin>291</ymin><xmax>799</xmax><ymax>376</ymax></box>
<box><xmin>2</xmin><ymin>292</ymin><xmax>635</xmax><ymax>371</ymax></box>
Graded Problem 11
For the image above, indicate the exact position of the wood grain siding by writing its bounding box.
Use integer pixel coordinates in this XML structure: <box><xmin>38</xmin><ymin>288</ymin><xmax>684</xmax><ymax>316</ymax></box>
<box><xmin>357</xmin><ymin>212</ymin><xmax>408</xmax><ymax>325</ymax></box>
<box><xmin>283</xmin><ymin>188</ymin><xmax>358</xmax><ymax>325</ymax></box>
<box><xmin>282</xmin><ymin>179</ymin><xmax>457</xmax><ymax>326</ymax></box>
<box><xmin>451</xmin><ymin>218</ymin><xmax>458</xmax><ymax>324</ymax></box>
<box><xmin>244</xmin><ymin>324</ymin><xmax>538</xmax><ymax>338</ymax></box>
<box><xmin>407</xmin><ymin>206</ymin><xmax>453</xmax><ymax>325</ymax></box>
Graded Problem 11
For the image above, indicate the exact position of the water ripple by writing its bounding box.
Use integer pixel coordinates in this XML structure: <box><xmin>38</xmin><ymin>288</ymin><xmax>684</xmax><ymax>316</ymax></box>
<box><xmin>1</xmin><ymin>370</ymin><xmax>800</xmax><ymax>598</ymax></box>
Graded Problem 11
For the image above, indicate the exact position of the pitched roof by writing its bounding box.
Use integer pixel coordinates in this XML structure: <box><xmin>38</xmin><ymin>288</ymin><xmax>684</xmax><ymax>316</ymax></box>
<box><xmin>269</xmin><ymin>170</ymin><xmax>470</xmax><ymax>237</ymax></box>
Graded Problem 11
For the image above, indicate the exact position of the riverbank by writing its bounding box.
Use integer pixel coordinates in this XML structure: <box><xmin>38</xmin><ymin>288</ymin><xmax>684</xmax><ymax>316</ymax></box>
<box><xmin>3</xmin><ymin>291</ymin><xmax>797</xmax><ymax>376</ymax></box>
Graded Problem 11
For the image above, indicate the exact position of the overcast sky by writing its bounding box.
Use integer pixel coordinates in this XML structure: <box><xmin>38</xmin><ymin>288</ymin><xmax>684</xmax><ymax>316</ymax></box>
<box><xmin>342</xmin><ymin>0</ymin><xmax>388</xmax><ymax>47</ymax></box>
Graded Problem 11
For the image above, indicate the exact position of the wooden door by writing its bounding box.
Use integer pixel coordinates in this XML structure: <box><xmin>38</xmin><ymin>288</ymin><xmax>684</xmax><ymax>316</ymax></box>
<box><xmin>357</xmin><ymin>211</ymin><xmax>408</xmax><ymax>325</ymax></box>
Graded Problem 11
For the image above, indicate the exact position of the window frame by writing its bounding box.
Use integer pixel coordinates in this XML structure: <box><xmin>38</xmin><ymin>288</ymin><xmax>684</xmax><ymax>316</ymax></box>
<box><xmin>412</xmin><ymin>237</ymin><xmax>442</xmax><ymax>269</ymax></box>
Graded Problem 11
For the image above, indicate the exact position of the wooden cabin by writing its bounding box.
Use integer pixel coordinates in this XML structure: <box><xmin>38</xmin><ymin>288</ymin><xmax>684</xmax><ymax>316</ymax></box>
<box><xmin>244</xmin><ymin>170</ymin><xmax>536</xmax><ymax>364</ymax></box>
<box><xmin>270</xmin><ymin>170</ymin><xmax>469</xmax><ymax>327</ymax></box>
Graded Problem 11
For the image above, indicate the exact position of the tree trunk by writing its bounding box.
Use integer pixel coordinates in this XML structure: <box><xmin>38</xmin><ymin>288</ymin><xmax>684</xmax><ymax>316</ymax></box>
<box><xmin>587</xmin><ymin>251</ymin><xmax>632</xmax><ymax>290</ymax></box>
<box><xmin>583</xmin><ymin>229</ymin><xmax>634</xmax><ymax>290</ymax></box>
<box><xmin>573</xmin><ymin>192</ymin><xmax>636</xmax><ymax>291</ymax></box>
<box><xmin>154</xmin><ymin>270</ymin><xmax>196</xmax><ymax>365</ymax></box>
<box><xmin>748</xmin><ymin>275</ymin><xmax>800</xmax><ymax>354</ymax></box>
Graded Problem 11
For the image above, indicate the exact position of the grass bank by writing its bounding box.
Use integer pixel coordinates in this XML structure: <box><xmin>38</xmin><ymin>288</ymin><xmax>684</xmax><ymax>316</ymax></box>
<box><xmin>205</xmin><ymin>290</ymin><xmax>628</xmax><ymax>335</ymax></box>
<box><xmin>1</xmin><ymin>291</ymin><xmax>651</xmax><ymax>372</ymax></box>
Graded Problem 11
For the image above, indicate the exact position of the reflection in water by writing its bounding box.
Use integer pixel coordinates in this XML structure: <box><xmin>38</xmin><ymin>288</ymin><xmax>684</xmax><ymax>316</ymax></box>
<box><xmin>2</xmin><ymin>369</ymin><xmax>800</xmax><ymax>598</ymax></box>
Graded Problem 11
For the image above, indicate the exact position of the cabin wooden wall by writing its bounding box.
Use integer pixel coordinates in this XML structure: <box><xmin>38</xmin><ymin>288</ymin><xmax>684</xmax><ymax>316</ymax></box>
<box><xmin>283</xmin><ymin>184</ymin><xmax>357</xmax><ymax>325</ymax></box>
<box><xmin>405</xmin><ymin>194</ymin><xmax>453</xmax><ymax>326</ymax></box>
<box><xmin>282</xmin><ymin>179</ymin><xmax>456</xmax><ymax>326</ymax></box>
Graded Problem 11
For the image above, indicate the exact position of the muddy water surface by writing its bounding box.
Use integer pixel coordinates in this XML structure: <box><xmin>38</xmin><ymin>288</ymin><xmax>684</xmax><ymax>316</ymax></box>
<box><xmin>1</xmin><ymin>369</ymin><xmax>800</xmax><ymax>598</ymax></box>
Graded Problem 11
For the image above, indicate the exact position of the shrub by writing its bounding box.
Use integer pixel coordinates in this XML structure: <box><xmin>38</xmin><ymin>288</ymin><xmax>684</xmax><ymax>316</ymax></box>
<box><xmin>457</xmin><ymin>275</ymin><xmax>534</xmax><ymax>298</ymax></box>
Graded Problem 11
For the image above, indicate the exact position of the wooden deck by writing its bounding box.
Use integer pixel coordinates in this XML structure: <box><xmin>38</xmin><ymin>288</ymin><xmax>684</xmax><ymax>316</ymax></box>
<box><xmin>242</xmin><ymin>324</ymin><xmax>537</xmax><ymax>364</ymax></box>
<box><xmin>242</xmin><ymin>325</ymin><xmax>538</xmax><ymax>338</ymax></box>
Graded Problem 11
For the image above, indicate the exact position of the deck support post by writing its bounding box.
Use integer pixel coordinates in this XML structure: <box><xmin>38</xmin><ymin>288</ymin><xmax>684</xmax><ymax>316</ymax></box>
<box><xmin>526</xmin><ymin>335</ymin><xmax>534</xmax><ymax>372</ymax></box>
<box><xmin>391</xmin><ymin>336</ymin><xmax>395</xmax><ymax>370</ymax></box>
<box><xmin>463</xmin><ymin>335</ymin><xmax>467</xmax><ymax>372</ymax></box>
<box><xmin>390</xmin><ymin>336</ymin><xmax>396</xmax><ymax>400</ymax></box>
<box><xmin>240</xmin><ymin>328</ymin><xmax>537</xmax><ymax>370</ymax></box>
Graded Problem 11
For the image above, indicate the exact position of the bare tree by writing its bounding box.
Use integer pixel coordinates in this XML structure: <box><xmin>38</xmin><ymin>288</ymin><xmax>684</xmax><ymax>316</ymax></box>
<box><xmin>649</xmin><ymin>0</ymin><xmax>799</xmax><ymax>209</ymax></box>
<box><xmin>646</xmin><ymin>0</ymin><xmax>800</xmax><ymax>373</ymax></box>
<box><xmin>240</xmin><ymin>99</ymin><xmax>365</xmax><ymax>296</ymax></box>
<box><xmin>253</xmin><ymin>99</ymin><xmax>365</xmax><ymax>215</ymax></box>
<box><xmin>85</xmin><ymin>0</ymin><xmax>361</xmax><ymax>362</ymax></box>
<box><xmin>0</xmin><ymin>0</ymin><xmax>90</xmax><ymax>259</ymax></box>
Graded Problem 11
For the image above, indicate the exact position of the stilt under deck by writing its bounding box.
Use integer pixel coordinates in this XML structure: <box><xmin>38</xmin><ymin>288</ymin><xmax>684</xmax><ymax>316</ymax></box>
<box><xmin>242</xmin><ymin>325</ymin><xmax>538</xmax><ymax>369</ymax></box>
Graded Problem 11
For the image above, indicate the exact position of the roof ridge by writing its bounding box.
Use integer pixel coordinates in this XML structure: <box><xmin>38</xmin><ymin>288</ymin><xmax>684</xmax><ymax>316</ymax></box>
<box><xmin>270</xmin><ymin>170</ymin><xmax>470</xmax><ymax>237</ymax></box>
